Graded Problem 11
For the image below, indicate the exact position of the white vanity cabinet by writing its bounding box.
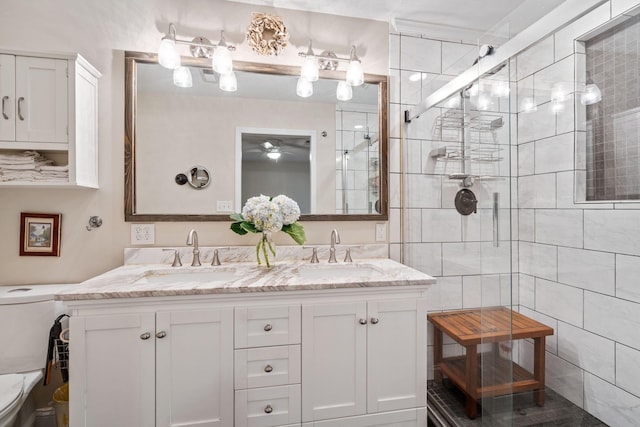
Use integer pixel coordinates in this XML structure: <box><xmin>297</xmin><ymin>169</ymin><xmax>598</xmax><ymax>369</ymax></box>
<box><xmin>70</xmin><ymin>307</ymin><xmax>234</xmax><ymax>427</ymax></box>
<box><xmin>301</xmin><ymin>298</ymin><xmax>427</xmax><ymax>425</ymax></box>
<box><xmin>0</xmin><ymin>50</ymin><xmax>100</xmax><ymax>188</ymax></box>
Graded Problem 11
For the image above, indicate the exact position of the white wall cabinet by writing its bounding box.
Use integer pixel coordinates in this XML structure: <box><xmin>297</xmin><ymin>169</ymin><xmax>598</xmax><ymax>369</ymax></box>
<box><xmin>70</xmin><ymin>308</ymin><xmax>234</xmax><ymax>427</ymax></box>
<box><xmin>69</xmin><ymin>288</ymin><xmax>428</xmax><ymax>427</ymax></box>
<box><xmin>0</xmin><ymin>50</ymin><xmax>100</xmax><ymax>188</ymax></box>
<box><xmin>301</xmin><ymin>298</ymin><xmax>427</xmax><ymax>423</ymax></box>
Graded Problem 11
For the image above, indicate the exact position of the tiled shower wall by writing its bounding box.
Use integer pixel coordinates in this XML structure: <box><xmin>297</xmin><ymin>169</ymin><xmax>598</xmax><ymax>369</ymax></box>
<box><xmin>390</xmin><ymin>1</ymin><xmax>640</xmax><ymax>426</ymax></box>
<box><xmin>515</xmin><ymin>2</ymin><xmax>640</xmax><ymax>426</ymax></box>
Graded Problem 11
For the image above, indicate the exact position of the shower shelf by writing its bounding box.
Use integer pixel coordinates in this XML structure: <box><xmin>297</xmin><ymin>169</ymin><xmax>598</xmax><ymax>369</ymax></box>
<box><xmin>434</xmin><ymin>109</ymin><xmax>504</xmax><ymax>132</ymax></box>
<box><xmin>430</xmin><ymin>145</ymin><xmax>504</xmax><ymax>163</ymax></box>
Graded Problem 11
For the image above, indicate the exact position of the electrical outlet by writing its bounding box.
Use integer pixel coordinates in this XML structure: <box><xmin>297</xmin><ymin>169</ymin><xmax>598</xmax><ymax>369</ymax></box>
<box><xmin>131</xmin><ymin>224</ymin><xmax>155</xmax><ymax>245</ymax></box>
<box><xmin>375</xmin><ymin>223</ymin><xmax>387</xmax><ymax>242</ymax></box>
<box><xmin>217</xmin><ymin>200</ymin><xmax>233</xmax><ymax>212</ymax></box>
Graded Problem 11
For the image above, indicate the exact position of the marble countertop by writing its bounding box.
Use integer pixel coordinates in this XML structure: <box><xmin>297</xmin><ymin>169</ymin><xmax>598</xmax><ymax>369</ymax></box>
<box><xmin>56</xmin><ymin>249</ymin><xmax>435</xmax><ymax>301</ymax></box>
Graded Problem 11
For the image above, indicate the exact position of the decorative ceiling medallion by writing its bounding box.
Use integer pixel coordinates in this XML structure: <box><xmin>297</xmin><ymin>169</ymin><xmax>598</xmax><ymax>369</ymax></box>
<box><xmin>246</xmin><ymin>12</ymin><xmax>289</xmax><ymax>56</ymax></box>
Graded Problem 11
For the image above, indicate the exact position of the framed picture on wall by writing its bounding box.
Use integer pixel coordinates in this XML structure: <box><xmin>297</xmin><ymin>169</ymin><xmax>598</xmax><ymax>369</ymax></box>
<box><xmin>19</xmin><ymin>212</ymin><xmax>61</xmax><ymax>257</ymax></box>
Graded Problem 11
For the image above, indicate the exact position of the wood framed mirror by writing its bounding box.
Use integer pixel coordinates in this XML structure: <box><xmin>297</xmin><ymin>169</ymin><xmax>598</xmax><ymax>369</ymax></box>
<box><xmin>124</xmin><ymin>51</ymin><xmax>388</xmax><ymax>221</ymax></box>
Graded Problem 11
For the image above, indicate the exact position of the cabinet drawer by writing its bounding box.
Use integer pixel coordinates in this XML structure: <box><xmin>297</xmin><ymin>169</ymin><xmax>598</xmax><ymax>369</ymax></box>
<box><xmin>235</xmin><ymin>306</ymin><xmax>301</xmax><ymax>348</ymax></box>
<box><xmin>235</xmin><ymin>384</ymin><xmax>301</xmax><ymax>427</ymax></box>
<box><xmin>235</xmin><ymin>345</ymin><xmax>301</xmax><ymax>389</ymax></box>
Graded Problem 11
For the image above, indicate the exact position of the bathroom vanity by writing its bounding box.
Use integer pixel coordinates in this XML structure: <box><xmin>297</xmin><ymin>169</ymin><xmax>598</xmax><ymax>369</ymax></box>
<box><xmin>58</xmin><ymin>247</ymin><xmax>434</xmax><ymax>427</ymax></box>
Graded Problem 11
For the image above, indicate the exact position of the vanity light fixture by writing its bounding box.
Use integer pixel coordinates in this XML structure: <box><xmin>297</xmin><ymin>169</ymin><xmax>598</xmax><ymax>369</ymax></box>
<box><xmin>173</xmin><ymin>66</ymin><xmax>193</xmax><ymax>88</ymax></box>
<box><xmin>346</xmin><ymin>45</ymin><xmax>364</xmax><ymax>87</ymax></box>
<box><xmin>300</xmin><ymin>41</ymin><xmax>319</xmax><ymax>82</ymax></box>
<box><xmin>336</xmin><ymin>80</ymin><xmax>353</xmax><ymax>101</ymax></box>
<box><xmin>581</xmin><ymin>82</ymin><xmax>602</xmax><ymax>105</ymax></box>
<box><xmin>296</xmin><ymin>76</ymin><xmax>313</xmax><ymax>98</ymax></box>
<box><xmin>158</xmin><ymin>24</ymin><xmax>237</xmax><ymax>90</ymax></box>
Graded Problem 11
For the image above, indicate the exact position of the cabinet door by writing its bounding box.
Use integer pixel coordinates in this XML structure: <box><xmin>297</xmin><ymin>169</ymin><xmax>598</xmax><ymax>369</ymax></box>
<box><xmin>69</xmin><ymin>313</ymin><xmax>156</xmax><ymax>427</ymax></box>
<box><xmin>367</xmin><ymin>299</ymin><xmax>427</xmax><ymax>413</ymax></box>
<box><xmin>156</xmin><ymin>309</ymin><xmax>234</xmax><ymax>427</ymax></box>
<box><xmin>0</xmin><ymin>54</ymin><xmax>15</xmax><ymax>141</ymax></box>
<box><xmin>301</xmin><ymin>302</ymin><xmax>367</xmax><ymax>422</ymax></box>
<box><xmin>15</xmin><ymin>56</ymin><xmax>67</xmax><ymax>142</ymax></box>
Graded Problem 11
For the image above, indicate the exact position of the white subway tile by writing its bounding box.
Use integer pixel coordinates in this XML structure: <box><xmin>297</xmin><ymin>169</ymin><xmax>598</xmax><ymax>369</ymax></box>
<box><xmin>585</xmin><ymin>292</ymin><xmax>640</xmax><ymax>350</ymax></box>
<box><xmin>389</xmin><ymin>172</ymin><xmax>400</xmax><ymax>208</ymax></box>
<box><xmin>616</xmin><ymin>343</ymin><xmax>640</xmax><ymax>398</ymax></box>
<box><xmin>389</xmin><ymin>137</ymin><xmax>400</xmax><ymax>174</ymax></box>
<box><xmin>404</xmin><ymin>208</ymin><xmax>422</xmax><ymax>243</ymax></box>
<box><xmin>584</xmin><ymin>372</ymin><xmax>640</xmax><ymax>427</ymax></box>
<box><xmin>442</xmin><ymin>242</ymin><xmax>481</xmax><ymax>276</ymax></box>
<box><xmin>389</xmin><ymin>208</ymin><xmax>401</xmax><ymax>244</ymax></box>
<box><xmin>426</xmin><ymin>276</ymin><xmax>463</xmax><ymax>311</ymax></box>
<box><xmin>441</xmin><ymin>41</ymin><xmax>477</xmax><ymax>75</ymax></box>
<box><xmin>518</xmin><ymin>103</ymin><xmax>556</xmax><ymax>144</ymax></box>
<box><xmin>389</xmin><ymin>33</ymin><xmax>400</xmax><ymax>70</ymax></box>
<box><xmin>400</xmin><ymin>35</ymin><xmax>441</xmax><ymax>73</ymax></box>
<box><xmin>518</xmin><ymin>142</ymin><xmax>534</xmax><ymax>176</ymax></box>
<box><xmin>479</xmin><ymin>242</ymin><xmax>512</xmax><ymax>275</ymax></box>
<box><xmin>404</xmin><ymin>242</ymin><xmax>442</xmax><ymax>276</ymax></box>
<box><xmin>557</xmin><ymin>321</ymin><xmax>615</xmax><ymax>382</ymax></box>
<box><xmin>462</xmin><ymin>275</ymin><xmax>501</xmax><ymax>309</ymax></box>
<box><xmin>519</xmin><ymin>274</ymin><xmax>535</xmax><ymax>309</ymax></box>
<box><xmin>517</xmin><ymin>36</ymin><xmax>555</xmax><ymax>80</ymax></box>
<box><xmin>584</xmin><ymin>210</ymin><xmax>640</xmax><ymax>256</ymax></box>
<box><xmin>519</xmin><ymin>209</ymin><xmax>535</xmax><ymax>242</ymax></box>
<box><xmin>405</xmin><ymin>174</ymin><xmax>442</xmax><ymax>208</ymax></box>
<box><xmin>556</xmin><ymin>98</ymin><xmax>575</xmax><ymax>134</ymax></box>
<box><xmin>616</xmin><ymin>254</ymin><xmax>640</xmax><ymax>304</ymax></box>
<box><xmin>517</xmin><ymin>75</ymin><xmax>534</xmax><ymax>114</ymax></box>
<box><xmin>612</xmin><ymin>0</ymin><xmax>640</xmax><ymax>18</ymax></box>
<box><xmin>558</xmin><ymin>247</ymin><xmax>615</xmax><ymax>295</ymax></box>
<box><xmin>401</xmin><ymin>69</ymin><xmax>423</xmax><ymax>105</ymax></box>
<box><xmin>546</xmin><ymin>351</ymin><xmax>585</xmax><ymax>408</ymax></box>
<box><xmin>535</xmin><ymin>278</ymin><xmax>583</xmax><ymax>327</ymax></box>
<box><xmin>518</xmin><ymin>174</ymin><xmax>556</xmax><ymax>209</ymax></box>
<box><xmin>535</xmin><ymin>209</ymin><xmax>583</xmax><ymax>248</ymax></box>
<box><xmin>403</xmin><ymin>137</ymin><xmax>423</xmax><ymax>174</ymax></box>
<box><xmin>534</xmin><ymin>133</ymin><xmax>575</xmax><ymax>174</ymax></box>
<box><xmin>555</xmin><ymin>3</ymin><xmax>611</xmax><ymax>60</ymax></box>
<box><xmin>421</xmin><ymin>209</ymin><xmax>461</xmax><ymax>242</ymax></box>
<box><xmin>405</xmin><ymin>106</ymin><xmax>440</xmax><ymax>140</ymax></box>
<box><xmin>533</xmin><ymin>56</ymin><xmax>574</xmax><ymax>106</ymax></box>
<box><xmin>519</xmin><ymin>242</ymin><xmax>557</xmax><ymax>281</ymax></box>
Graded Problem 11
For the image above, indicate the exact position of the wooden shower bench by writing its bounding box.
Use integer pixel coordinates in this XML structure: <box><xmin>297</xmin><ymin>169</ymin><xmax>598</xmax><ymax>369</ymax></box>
<box><xmin>427</xmin><ymin>307</ymin><xmax>554</xmax><ymax>419</ymax></box>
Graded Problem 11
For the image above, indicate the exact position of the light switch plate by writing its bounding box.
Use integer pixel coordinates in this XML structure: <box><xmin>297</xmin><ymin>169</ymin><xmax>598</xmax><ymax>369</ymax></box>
<box><xmin>375</xmin><ymin>223</ymin><xmax>387</xmax><ymax>242</ymax></box>
<box><xmin>131</xmin><ymin>224</ymin><xmax>155</xmax><ymax>245</ymax></box>
<box><xmin>217</xmin><ymin>200</ymin><xmax>233</xmax><ymax>212</ymax></box>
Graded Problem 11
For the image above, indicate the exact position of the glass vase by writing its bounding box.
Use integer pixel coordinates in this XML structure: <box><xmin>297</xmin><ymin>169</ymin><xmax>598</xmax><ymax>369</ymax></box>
<box><xmin>256</xmin><ymin>233</ymin><xmax>276</xmax><ymax>267</ymax></box>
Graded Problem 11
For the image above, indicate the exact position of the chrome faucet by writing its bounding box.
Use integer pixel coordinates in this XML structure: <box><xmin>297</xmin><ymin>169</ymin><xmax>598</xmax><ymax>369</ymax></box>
<box><xmin>329</xmin><ymin>229</ymin><xmax>340</xmax><ymax>263</ymax></box>
<box><xmin>186</xmin><ymin>229</ymin><xmax>201</xmax><ymax>267</ymax></box>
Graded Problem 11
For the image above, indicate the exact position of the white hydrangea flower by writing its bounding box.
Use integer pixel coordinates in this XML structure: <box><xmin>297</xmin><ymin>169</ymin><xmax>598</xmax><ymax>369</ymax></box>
<box><xmin>272</xmin><ymin>195</ymin><xmax>301</xmax><ymax>225</ymax></box>
<box><xmin>242</xmin><ymin>195</ymin><xmax>283</xmax><ymax>233</ymax></box>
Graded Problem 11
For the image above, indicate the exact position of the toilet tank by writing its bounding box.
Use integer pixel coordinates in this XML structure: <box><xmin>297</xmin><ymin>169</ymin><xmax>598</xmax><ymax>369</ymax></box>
<box><xmin>0</xmin><ymin>284</ymin><xmax>71</xmax><ymax>374</ymax></box>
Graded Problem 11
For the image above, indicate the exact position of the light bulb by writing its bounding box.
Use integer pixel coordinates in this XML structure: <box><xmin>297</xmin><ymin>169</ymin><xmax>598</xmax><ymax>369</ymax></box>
<box><xmin>346</xmin><ymin>59</ymin><xmax>364</xmax><ymax>86</ymax></box>
<box><xmin>581</xmin><ymin>83</ymin><xmax>602</xmax><ymax>105</ymax></box>
<box><xmin>219</xmin><ymin>71</ymin><xmax>237</xmax><ymax>92</ymax></box>
<box><xmin>158</xmin><ymin>37</ymin><xmax>180</xmax><ymax>70</ymax></box>
<box><xmin>267</xmin><ymin>151</ymin><xmax>281</xmax><ymax>160</ymax></box>
<box><xmin>301</xmin><ymin>55</ymin><xmax>319</xmax><ymax>82</ymax></box>
<box><xmin>296</xmin><ymin>77</ymin><xmax>313</xmax><ymax>98</ymax></box>
<box><xmin>519</xmin><ymin>97</ymin><xmax>537</xmax><ymax>113</ymax></box>
<box><xmin>173</xmin><ymin>66</ymin><xmax>192</xmax><ymax>88</ymax></box>
<box><xmin>336</xmin><ymin>80</ymin><xmax>352</xmax><ymax>101</ymax></box>
<box><xmin>212</xmin><ymin>46</ymin><xmax>233</xmax><ymax>75</ymax></box>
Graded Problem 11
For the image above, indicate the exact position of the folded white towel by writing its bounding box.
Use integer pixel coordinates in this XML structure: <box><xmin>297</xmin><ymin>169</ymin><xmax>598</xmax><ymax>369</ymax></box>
<box><xmin>39</xmin><ymin>164</ymin><xmax>69</xmax><ymax>172</ymax></box>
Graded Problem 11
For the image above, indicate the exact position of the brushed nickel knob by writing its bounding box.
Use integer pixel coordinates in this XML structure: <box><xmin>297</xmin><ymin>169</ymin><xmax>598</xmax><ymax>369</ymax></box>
<box><xmin>359</xmin><ymin>318</ymin><xmax>367</xmax><ymax>325</ymax></box>
<box><xmin>264</xmin><ymin>324</ymin><xmax>272</xmax><ymax>332</ymax></box>
<box><xmin>156</xmin><ymin>331</ymin><xmax>167</xmax><ymax>339</ymax></box>
<box><xmin>140</xmin><ymin>332</ymin><xmax>151</xmax><ymax>340</ymax></box>
<box><xmin>264</xmin><ymin>365</ymin><xmax>273</xmax><ymax>373</ymax></box>
<box><xmin>264</xmin><ymin>404</ymin><xmax>273</xmax><ymax>414</ymax></box>
<box><xmin>370</xmin><ymin>317</ymin><xmax>379</xmax><ymax>324</ymax></box>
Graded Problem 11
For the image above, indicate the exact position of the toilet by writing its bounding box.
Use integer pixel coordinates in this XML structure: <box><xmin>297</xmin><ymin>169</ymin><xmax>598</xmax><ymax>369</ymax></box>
<box><xmin>0</xmin><ymin>284</ymin><xmax>70</xmax><ymax>427</ymax></box>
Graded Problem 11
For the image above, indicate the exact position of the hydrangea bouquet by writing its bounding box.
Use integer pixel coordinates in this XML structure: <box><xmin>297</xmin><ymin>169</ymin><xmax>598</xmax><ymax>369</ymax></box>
<box><xmin>230</xmin><ymin>195</ymin><xmax>306</xmax><ymax>267</ymax></box>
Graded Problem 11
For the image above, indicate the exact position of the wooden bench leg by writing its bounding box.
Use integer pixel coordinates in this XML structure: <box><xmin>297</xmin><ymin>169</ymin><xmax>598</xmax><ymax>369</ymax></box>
<box><xmin>533</xmin><ymin>336</ymin><xmax>546</xmax><ymax>406</ymax></box>
<box><xmin>433</xmin><ymin>328</ymin><xmax>443</xmax><ymax>383</ymax></box>
<box><xmin>465</xmin><ymin>345</ymin><xmax>478</xmax><ymax>419</ymax></box>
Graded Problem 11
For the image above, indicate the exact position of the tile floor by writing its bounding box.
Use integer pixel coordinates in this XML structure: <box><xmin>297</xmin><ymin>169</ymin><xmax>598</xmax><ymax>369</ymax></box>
<box><xmin>427</xmin><ymin>380</ymin><xmax>608</xmax><ymax>426</ymax></box>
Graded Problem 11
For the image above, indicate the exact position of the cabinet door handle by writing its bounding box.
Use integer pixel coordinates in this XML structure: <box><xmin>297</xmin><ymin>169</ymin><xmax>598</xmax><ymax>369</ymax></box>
<box><xmin>359</xmin><ymin>318</ymin><xmax>367</xmax><ymax>325</ymax></box>
<box><xmin>17</xmin><ymin>97</ymin><xmax>24</xmax><ymax>121</ymax></box>
<box><xmin>2</xmin><ymin>96</ymin><xmax>8</xmax><ymax>120</ymax></box>
<box><xmin>370</xmin><ymin>317</ymin><xmax>379</xmax><ymax>325</ymax></box>
<box><xmin>264</xmin><ymin>404</ymin><xmax>273</xmax><ymax>414</ymax></box>
<box><xmin>263</xmin><ymin>324</ymin><xmax>272</xmax><ymax>332</ymax></box>
<box><xmin>264</xmin><ymin>364</ymin><xmax>273</xmax><ymax>373</ymax></box>
<box><xmin>140</xmin><ymin>332</ymin><xmax>151</xmax><ymax>340</ymax></box>
<box><xmin>156</xmin><ymin>331</ymin><xmax>167</xmax><ymax>339</ymax></box>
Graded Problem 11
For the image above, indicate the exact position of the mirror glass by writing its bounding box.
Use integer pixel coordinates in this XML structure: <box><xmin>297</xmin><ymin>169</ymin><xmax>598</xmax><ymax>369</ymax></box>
<box><xmin>125</xmin><ymin>52</ymin><xmax>388</xmax><ymax>221</ymax></box>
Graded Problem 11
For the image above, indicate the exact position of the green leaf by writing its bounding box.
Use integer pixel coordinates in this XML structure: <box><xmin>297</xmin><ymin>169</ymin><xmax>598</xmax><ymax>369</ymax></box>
<box><xmin>282</xmin><ymin>223</ymin><xmax>306</xmax><ymax>245</ymax></box>
<box><xmin>230</xmin><ymin>213</ymin><xmax>244</xmax><ymax>222</ymax></box>
<box><xmin>230</xmin><ymin>222</ymin><xmax>248</xmax><ymax>235</ymax></box>
<box><xmin>240</xmin><ymin>222</ymin><xmax>258</xmax><ymax>234</ymax></box>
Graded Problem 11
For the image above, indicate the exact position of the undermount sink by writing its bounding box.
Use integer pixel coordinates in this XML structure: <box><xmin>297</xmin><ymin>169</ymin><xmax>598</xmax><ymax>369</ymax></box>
<box><xmin>295</xmin><ymin>264</ymin><xmax>380</xmax><ymax>279</ymax></box>
<box><xmin>133</xmin><ymin>268</ymin><xmax>238</xmax><ymax>285</ymax></box>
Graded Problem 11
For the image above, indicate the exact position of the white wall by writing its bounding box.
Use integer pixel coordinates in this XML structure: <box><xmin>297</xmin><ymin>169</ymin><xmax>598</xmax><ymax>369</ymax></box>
<box><xmin>0</xmin><ymin>0</ymin><xmax>389</xmax><ymax>286</ymax></box>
